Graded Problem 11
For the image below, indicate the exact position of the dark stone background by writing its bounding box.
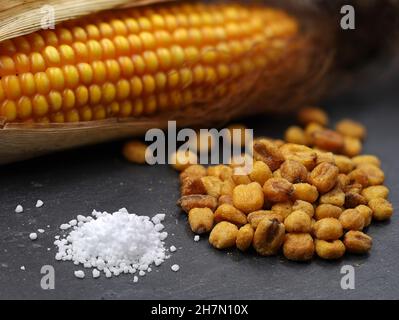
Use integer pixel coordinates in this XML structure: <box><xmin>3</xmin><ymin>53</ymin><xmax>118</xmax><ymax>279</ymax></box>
<box><xmin>0</xmin><ymin>76</ymin><xmax>398</xmax><ymax>300</ymax></box>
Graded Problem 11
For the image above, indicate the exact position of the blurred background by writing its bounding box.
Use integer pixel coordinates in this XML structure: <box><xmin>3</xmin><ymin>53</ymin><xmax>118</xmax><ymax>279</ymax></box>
<box><xmin>267</xmin><ymin>0</ymin><xmax>399</xmax><ymax>95</ymax></box>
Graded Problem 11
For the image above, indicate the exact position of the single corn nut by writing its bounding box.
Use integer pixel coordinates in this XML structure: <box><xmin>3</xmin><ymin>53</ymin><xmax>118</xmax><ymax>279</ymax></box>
<box><xmin>252</xmin><ymin>218</ymin><xmax>285</xmax><ymax>256</ymax></box>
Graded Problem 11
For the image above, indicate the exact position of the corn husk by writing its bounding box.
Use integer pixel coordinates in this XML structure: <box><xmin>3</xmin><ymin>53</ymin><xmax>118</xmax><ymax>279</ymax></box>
<box><xmin>1</xmin><ymin>1</ymin><xmax>397</xmax><ymax>165</ymax></box>
<box><xmin>0</xmin><ymin>0</ymin><xmax>173</xmax><ymax>42</ymax></box>
<box><xmin>0</xmin><ymin>0</ymin><xmax>334</xmax><ymax>164</ymax></box>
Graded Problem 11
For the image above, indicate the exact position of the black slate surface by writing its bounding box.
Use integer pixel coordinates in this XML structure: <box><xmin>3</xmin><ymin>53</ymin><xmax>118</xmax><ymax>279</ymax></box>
<box><xmin>0</xmin><ymin>79</ymin><xmax>398</xmax><ymax>300</ymax></box>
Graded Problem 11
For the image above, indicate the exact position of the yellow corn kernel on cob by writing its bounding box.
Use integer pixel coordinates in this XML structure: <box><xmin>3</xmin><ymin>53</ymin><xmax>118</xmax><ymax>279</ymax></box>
<box><xmin>0</xmin><ymin>3</ymin><xmax>298</xmax><ymax>124</ymax></box>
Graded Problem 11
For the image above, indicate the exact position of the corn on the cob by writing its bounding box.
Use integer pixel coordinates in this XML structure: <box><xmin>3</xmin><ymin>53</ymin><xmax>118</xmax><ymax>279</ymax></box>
<box><xmin>0</xmin><ymin>3</ymin><xmax>298</xmax><ymax>123</ymax></box>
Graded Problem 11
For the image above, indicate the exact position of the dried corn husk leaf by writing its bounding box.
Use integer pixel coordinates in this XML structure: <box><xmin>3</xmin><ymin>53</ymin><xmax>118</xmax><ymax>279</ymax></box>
<box><xmin>0</xmin><ymin>0</ymin><xmax>174</xmax><ymax>42</ymax></box>
<box><xmin>0</xmin><ymin>1</ymin><xmax>333</xmax><ymax>164</ymax></box>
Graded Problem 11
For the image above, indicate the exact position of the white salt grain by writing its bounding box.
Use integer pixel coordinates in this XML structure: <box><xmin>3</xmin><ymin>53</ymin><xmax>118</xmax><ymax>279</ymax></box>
<box><xmin>38</xmin><ymin>229</ymin><xmax>45</xmax><ymax>233</ymax></box>
<box><xmin>35</xmin><ymin>200</ymin><xmax>44</xmax><ymax>208</ymax></box>
<box><xmin>194</xmin><ymin>235</ymin><xmax>200</xmax><ymax>242</ymax></box>
<box><xmin>154</xmin><ymin>224</ymin><xmax>164</xmax><ymax>232</ymax></box>
<box><xmin>170</xmin><ymin>245</ymin><xmax>177</xmax><ymax>252</ymax></box>
<box><xmin>152</xmin><ymin>214</ymin><xmax>166</xmax><ymax>224</ymax></box>
<box><xmin>92</xmin><ymin>269</ymin><xmax>100</xmax><ymax>279</ymax></box>
<box><xmin>160</xmin><ymin>232</ymin><xmax>168</xmax><ymax>240</ymax></box>
<box><xmin>60</xmin><ymin>223</ymin><xmax>71</xmax><ymax>230</ymax></box>
<box><xmin>54</xmin><ymin>208</ymin><xmax>168</xmax><ymax>279</ymax></box>
<box><xmin>20</xmin><ymin>266</ymin><xmax>25</xmax><ymax>271</ymax></box>
<box><xmin>171</xmin><ymin>264</ymin><xmax>180</xmax><ymax>272</ymax></box>
<box><xmin>74</xmin><ymin>270</ymin><xmax>85</xmax><ymax>279</ymax></box>
<box><xmin>113</xmin><ymin>269</ymin><xmax>121</xmax><ymax>276</ymax></box>
<box><xmin>154</xmin><ymin>259</ymin><xmax>163</xmax><ymax>266</ymax></box>
<box><xmin>105</xmin><ymin>269</ymin><xmax>112</xmax><ymax>278</ymax></box>
<box><xmin>133</xmin><ymin>276</ymin><xmax>139</xmax><ymax>283</ymax></box>
<box><xmin>15</xmin><ymin>205</ymin><xmax>23</xmax><ymax>213</ymax></box>
<box><xmin>77</xmin><ymin>215</ymin><xmax>86</xmax><ymax>222</ymax></box>
<box><xmin>29</xmin><ymin>233</ymin><xmax>38</xmax><ymax>240</ymax></box>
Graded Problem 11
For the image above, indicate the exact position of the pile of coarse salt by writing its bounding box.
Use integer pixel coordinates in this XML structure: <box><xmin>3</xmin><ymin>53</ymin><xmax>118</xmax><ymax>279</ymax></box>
<box><xmin>54</xmin><ymin>208</ymin><xmax>169</xmax><ymax>279</ymax></box>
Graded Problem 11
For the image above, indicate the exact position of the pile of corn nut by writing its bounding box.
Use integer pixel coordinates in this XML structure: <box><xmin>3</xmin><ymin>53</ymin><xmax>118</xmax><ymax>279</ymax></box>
<box><xmin>171</xmin><ymin>107</ymin><xmax>394</xmax><ymax>261</ymax></box>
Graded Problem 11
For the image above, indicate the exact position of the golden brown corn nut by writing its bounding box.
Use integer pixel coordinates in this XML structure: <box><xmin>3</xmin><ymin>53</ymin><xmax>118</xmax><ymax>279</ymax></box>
<box><xmin>292</xmin><ymin>200</ymin><xmax>314</xmax><ymax>218</ymax></box>
<box><xmin>293</xmin><ymin>183</ymin><xmax>319</xmax><ymax>203</ymax></box>
<box><xmin>335</xmin><ymin>119</ymin><xmax>366</xmax><ymax>140</ymax></box>
<box><xmin>283</xmin><ymin>233</ymin><xmax>314</xmax><ymax>261</ymax></box>
<box><xmin>339</xmin><ymin>209</ymin><xmax>365</xmax><ymax>231</ymax></box>
<box><xmin>253</xmin><ymin>218</ymin><xmax>285</xmax><ymax>256</ymax></box>
<box><xmin>247</xmin><ymin>210</ymin><xmax>283</xmax><ymax>229</ymax></box>
<box><xmin>180</xmin><ymin>164</ymin><xmax>207</xmax><ymax>182</ymax></box>
<box><xmin>178</xmin><ymin>194</ymin><xmax>217</xmax><ymax>214</ymax></box>
<box><xmin>122</xmin><ymin>139</ymin><xmax>147</xmax><ymax>164</ymax></box>
<box><xmin>284</xmin><ymin>210</ymin><xmax>312</xmax><ymax>233</ymax></box>
<box><xmin>0</xmin><ymin>3</ymin><xmax>298</xmax><ymax>123</ymax></box>
<box><xmin>209</xmin><ymin>221</ymin><xmax>238</xmax><ymax>249</ymax></box>
<box><xmin>233</xmin><ymin>182</ymin><xmax>264</xmax><ymax>213</ymax></box>
<box><xmin>315</xmin><ymin>239</ymin><xmax>346</xmax><ymax>260</ymax></box>
<box><xmin>315</xmin><ymin>204</ymin><xmax>342</xmax><ymax>220</ymax></box>
<box><xmin>188</xmin><ymin>207</ymin><xmax>214</xmax><ymax>234</ymax></box>
<box><xmin>284</xmin><ymin>126</ymin><xmax>308</xmax><ymax>145</ymax></box>
<box><xmin>236</xmin><ymin>224</ymin><xmax>254</xmax><ymax>251</ymax></box>
<box><xmin>297</xmin><ymin>107</ymin><xmax>328</xmax><ymax>127</ymax></box>
<box><xmin>214</xmin><ymin>204</ymin><xmax>247</xmax><ymax>226</ymax></box>
<box><xmin>313</xmin><ymin>218</ymin><xmax>343</xmax><ymax>241</ymax></box>
<box><xmin>343</xmin><ymin>231</ymin><xmax>372</xmax><ymax>254</ymax></box>
<box><xmin>369</xmin><ymin>198</ymin><xmax>393</xmax><ymax>221</ymax></box>
<box><xmin>170</xmin><ymin>150</ymin><xmax>198</xmax><ymax>171</ymax></box>
<box><xmin>319</xmin><ymin>187</ymin><xmax>345</xmax><ymax>207</ymax></box>
<box><xmin>271</xmin><ymin>201</ymin><xmax>293</xmax><ymax>220</ymax></box>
